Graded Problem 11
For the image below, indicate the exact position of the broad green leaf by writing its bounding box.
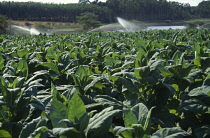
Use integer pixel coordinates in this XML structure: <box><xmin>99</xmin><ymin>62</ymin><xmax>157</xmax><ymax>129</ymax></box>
<box><xmin>59</xmin><ymin>53</ymin><xmax>70</xmax><ymax>63</ymax></box>
<box><xmin>16</xmin><ymin>60</ymin><xmax>28</xmax><ymax>79</ymax></box>
<box><xmin>194</xmin><ymin>57</ymin><xmax>201</xmax><ymax>66</ymax></box>
<box><xmin>86</xmin><ymin>106</ymin><xmax>121</xmax><ymax>137</ymax></box>
<box><xmin>187</xmin><ymin>69</ymin><xmax>201</xmax><ymax>82</ymax></box>
<box><xmin>79</xmin><ymin>112</ymin><xmax>90</xmax><ymax>132</ymax></box>
<box><xmin>194</xmin><ymin>43</ymin><xmax>201</xmax><ymax>57</ymax></box>
<box><xmin>153</xmin><ymin>112</ymin><xmax>175</xmax><ymax>128</ymax></box>
<box><xmin>203</xmin><ymin>78</ymin><xmax>210</xmax><ymax>86</ymax></box>
<box><xmin>140</xmin><ymin>74</ymin><xmax>159</xmax><ymax>85</ymax></box>
<box><xmin>181</xmin><ymin>65</ymin><xmax>197</xmax><ymax>78</ymax></box>
<box><xmin>37</xmin><ymin>62</ymin><xmax>59</xmax><ymax>74</ymax></box>
<box><xmin>0</xmin><ymin>130</ymin><xmax>11</xmax><ymax>138</ymax></box>
<box><xmin>150</xmin><ymin>83</ymin><xmax>175</xmax><ymax>109</ymax></box>
<box><xmin>104</xmin><ymin>55</ymin><xmax>115</xmax><ymax>67</ymax></box>
<box><xmin>189</xmin><ymin>87</ymin><xmax>210</xmax><ymax>106</ymax></box>
<box><xmin>194</xmin><ymin>126</ymin><xmax>210</xmax><ymax>138</ymax></box>
<box><xmin>172</xmin><ymin>50</ymin><xmax>182</xmax><ymax>65</ymax></box>
<box><xmin>75</xmin><ymin>65</ymin><xmax>91</xmax><ymax>81</ymax></box>
<box><xmin>50</xmin><ymin>97</ymin><xmax>67</xmax><ymax>128</ymax></box>
<box><xmin>0</xmin><ymin>77</ymin><xmax>10</xmax><ymax>104</ymax></box>
<box><xmin>151</xmin><ymin>128</ymin><xmax>190</xmax><ymax>138</ymax></box>
<box><xmin>29</xmin><ymin>97</ymin><xmax>45</xmax><ymax>111</ymax></box>
<box><xmin>131</xmin><ymin>124</ymin><xmax>145</xmax><ymax>138</ymax></box>
<box><xmin>134</xmin><ymin>66</ymin><xmax>150</xmax><ymax>79</ymax></box>
<box><xmin>19</xmin><ymin>116</ymin><xmax>48</xmax><ymax>138</ymax></box>
<box><xmin>201</xmin><ymin>57</ymin><xmax>210</xmax><ymax>71</ymax></box>
<box><xmin>29</xmin><ymin>126</ymin><xmax>48</xmax><ymax>138</ymax></box>
<box><xmin>7</xmin><ymin>88</ymin><xmax>21</xmax><ymax>106</ymax></box>
<box><xmin>14</xmin><ymin>91</ymin><xmax>32</xmax><ymax>114</ymax></box>
<box><xmin>113</xmin><ymin>126</ymin><xmax>133</xmax><ymax>137</ymax></box>
<box><xmin>174</xmin><ymin>78</ymin><xmax>190</xmax><ymax>92</ymax></box>
<box><xmin>46</xmin><ymin>46</ymin><xmax>60</xmax><ymax>61</ymax></box>
<box><xmin>52</xmin><ymin>127</ymin><xmax>80</xmax><ymax>137</ymax></box>
<box><xmin>13</xmin><ymin>77</ymin><xmax>25</xmax><ymax>88</ymax></box>
<box><xmin>123</xmin><ymin>108</ymin><xmax>138</xmax><ymax>127</ymax></box>
<box><xmin>131</xmin><ymin>103</ymin><xmax>148</xmax><ymax>125</ymax></box>
<box><xmin>135</xmin><ymin>48</ymin><xmax>146</xmax><ymax>68</ymax></box>
<box><xmin>94</xmin><ymin>95</ymin><xmax>123</xmax><ymax>108</ymax></box>
<box><xmin>135</xmin><ymin>39</ymin><xmax>147</xmax><ymax>49</ymax></box>
<box><xmin>24</xmin><ymin>79</ymin><xmax>44</xmax><ymax>91</ymax></box>
<box><xmin>148</xmin><ymin>59</ymin><xmax>163</xmax><ymax>71</ymax></box>
<box><xmin>178</xmin><ymin>52</ymin><xmax>185</xmax><ymax>65</ymax></box>
<box><xmin>119</xmin><ymin>77</ymin><xmax>139</xmax><ymax>94</ymax></box>
<box><xmin>0</xmin><ymin>53</ymin><xmax>4</xmax><ymax>70</ymax></box>
<box><xmin>84</xmin><ymin>74</ymin><xmax>109</xmax><ymax>92</ymax></box>
<box><xmin>177</xmin><ymin>99</ymin><xmax>208</xmax><ymax>114</ymax></box>
<box><xmin>159</xmin><ymin>30</ymin><xmax>169</xmax><ymax>40</ymax></box>
<box><xmin>25</xmin><ymin>70</ymin><xmax>49</xmax><ymax>85</ymax></box>
<box><xmin>189</xmin><ymin>86</ymin><xmax>210</xmax><ymax>97</ymax></box>
<box><xmin>143</xmin><ymin>107</ymin><xmax>155</xmax><ymax>136</ymax></box>
<box><xmin>167</xmin><ymin>64</ymin><xmax>196</xmax><ymax>78</ymax></box>
<box><xmin>17</xmin><ymin>50</ymin><xmax>29</xmax><ymax>59</ymax></box>
<box><xmin>72</xmin><ymin>66</ymin><xmax>92</xmax><ymax>95</ymax></box>
<box><xmin>158</xmin><ymin>65</ymin><xmax>173</xmax><ymax>78</ymax></box>
<box><xmin>67</xmin><ymin>93</ymin><xmax>86</xmax><ymax>123</ymax></box>
<box><xmin>59</xmin><ymin>119</ymin><xmax>74</xmax><ymax>127</ymax></box>
<box><xmin>162</xmin><ymin>83</ymin><xmax>175</xmax><ymax>95</ymax></box>
<box><xmin>51</xmin><ymin>83</ymin><xmax>62</xmax><ymax>100</ymax></box>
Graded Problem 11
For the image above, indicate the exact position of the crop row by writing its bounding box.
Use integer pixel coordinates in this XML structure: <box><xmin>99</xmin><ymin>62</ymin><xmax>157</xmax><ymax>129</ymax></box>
<box><xmin>0</xmin><ymin>29</ymin><xmax>210</xmax><ymax>137</ymax></box>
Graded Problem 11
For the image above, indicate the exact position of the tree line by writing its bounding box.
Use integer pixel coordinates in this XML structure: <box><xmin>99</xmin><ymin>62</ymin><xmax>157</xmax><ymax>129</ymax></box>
<box><xmin>0</xmin><ymin>0</ymin><xmax>210</xmax><ymax>23</ymax></box>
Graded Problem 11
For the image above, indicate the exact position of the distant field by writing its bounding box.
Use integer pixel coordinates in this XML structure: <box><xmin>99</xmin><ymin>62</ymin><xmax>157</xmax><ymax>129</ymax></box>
<box><xmin>10</xmin><ymin>18</ymin><xmax>210</xmax><ymax>34</ymax></box>
<box><xmin>11</xmin><ymin>20</ymin><xmax>79</xmax><ymax>27</ymax></box>
<box><xmin>11</xmin><ymin>20</ymin><xmax>83</xmax><ymax>34</ymax></box>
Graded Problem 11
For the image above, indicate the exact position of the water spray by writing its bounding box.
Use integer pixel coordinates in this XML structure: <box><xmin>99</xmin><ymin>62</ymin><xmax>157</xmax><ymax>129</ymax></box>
<box><xmin>117</xmin><ymin>17</ymin><xmax>143</xmax><ymax>31</ymax></box>
<box><xmin>12</xmin><ymin>25</ymin><xmax>44</xmax><ymax>35</ymax></box>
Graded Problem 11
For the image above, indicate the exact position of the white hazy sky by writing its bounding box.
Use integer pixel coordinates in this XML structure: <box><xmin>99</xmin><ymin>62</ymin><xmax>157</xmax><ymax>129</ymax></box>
<box><xmin>0</xmin><ymin>0</ymin><xmax>205</xmax><ymax>6</ymax></box>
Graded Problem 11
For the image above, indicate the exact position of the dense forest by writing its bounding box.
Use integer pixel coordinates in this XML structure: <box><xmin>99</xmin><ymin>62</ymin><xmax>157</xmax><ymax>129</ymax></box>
<box><xmin>0</xmin><ymin>0</ymin><xmax>210</xmax><ymax>23</ymax></box>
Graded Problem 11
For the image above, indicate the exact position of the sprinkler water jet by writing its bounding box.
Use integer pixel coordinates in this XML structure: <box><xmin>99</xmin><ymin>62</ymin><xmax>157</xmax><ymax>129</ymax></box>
<box><xmin>12</xmin><ymin>25</ymin><xmax>45</xmax><ymax>35</ymax></box>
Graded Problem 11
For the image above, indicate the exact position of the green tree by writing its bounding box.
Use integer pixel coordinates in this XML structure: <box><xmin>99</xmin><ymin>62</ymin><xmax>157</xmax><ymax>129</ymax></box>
<box><xmin>197</xmin><ymin>1</ymin><xmax>210</xmax><ymax>18</ymax></box>
<box><xmin>77</xmin><ymin>12</ymin><xmax>101</xmax><ymax>30</ymax></box>
<box><xmin>79</xmin><ymin>0</ymin><xmax>90</xmax><ymax>4</ymax></box>
<box><xmin>0</xmin><ymin>14</ymin><xmax>8</xmax><ymax>34</ymax></box>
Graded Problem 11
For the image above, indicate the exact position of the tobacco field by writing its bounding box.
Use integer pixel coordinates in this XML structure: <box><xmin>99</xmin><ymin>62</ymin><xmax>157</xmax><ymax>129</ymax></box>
<box><xmin>0</xmin><ymin>29</ymin><xmax>210</xmax><ymax>138</ymax></box>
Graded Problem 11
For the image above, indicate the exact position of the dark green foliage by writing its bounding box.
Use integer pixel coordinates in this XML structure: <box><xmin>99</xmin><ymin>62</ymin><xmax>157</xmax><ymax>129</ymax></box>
<box><xmin>0</xmin><ymin>14</ymin><xmax>8</xmax><ymax>34</ymax></box>
<box><xmin>0</xmin><ymin>0</ymin><xmax>207</xmax><ymax>23</ymax></box>
<box><xmin>0</xmin><ymin>2</ymin><xmax>113</xmax><ymax>23</ymax></box>
<box><xmin>151</xmin><ymin>128</ymin><xmax>190</xmax><ymax>138</ymax></box>
<box><xmin>0</xmin><ymin>29</ymin><xmax>210</xmax><ymax>137</ymax></box>
<box><xmin>77</xmin><ymin>12</ymin><xmax>101</xmax><ymax>30</ymax></box>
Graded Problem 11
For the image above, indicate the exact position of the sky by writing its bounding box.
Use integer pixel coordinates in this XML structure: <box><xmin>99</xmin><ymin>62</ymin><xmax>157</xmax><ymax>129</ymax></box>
<box><xmin>0</xmin><ymin>0</ymin><xmax>205</xmax><ymax>6</ymax></box>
